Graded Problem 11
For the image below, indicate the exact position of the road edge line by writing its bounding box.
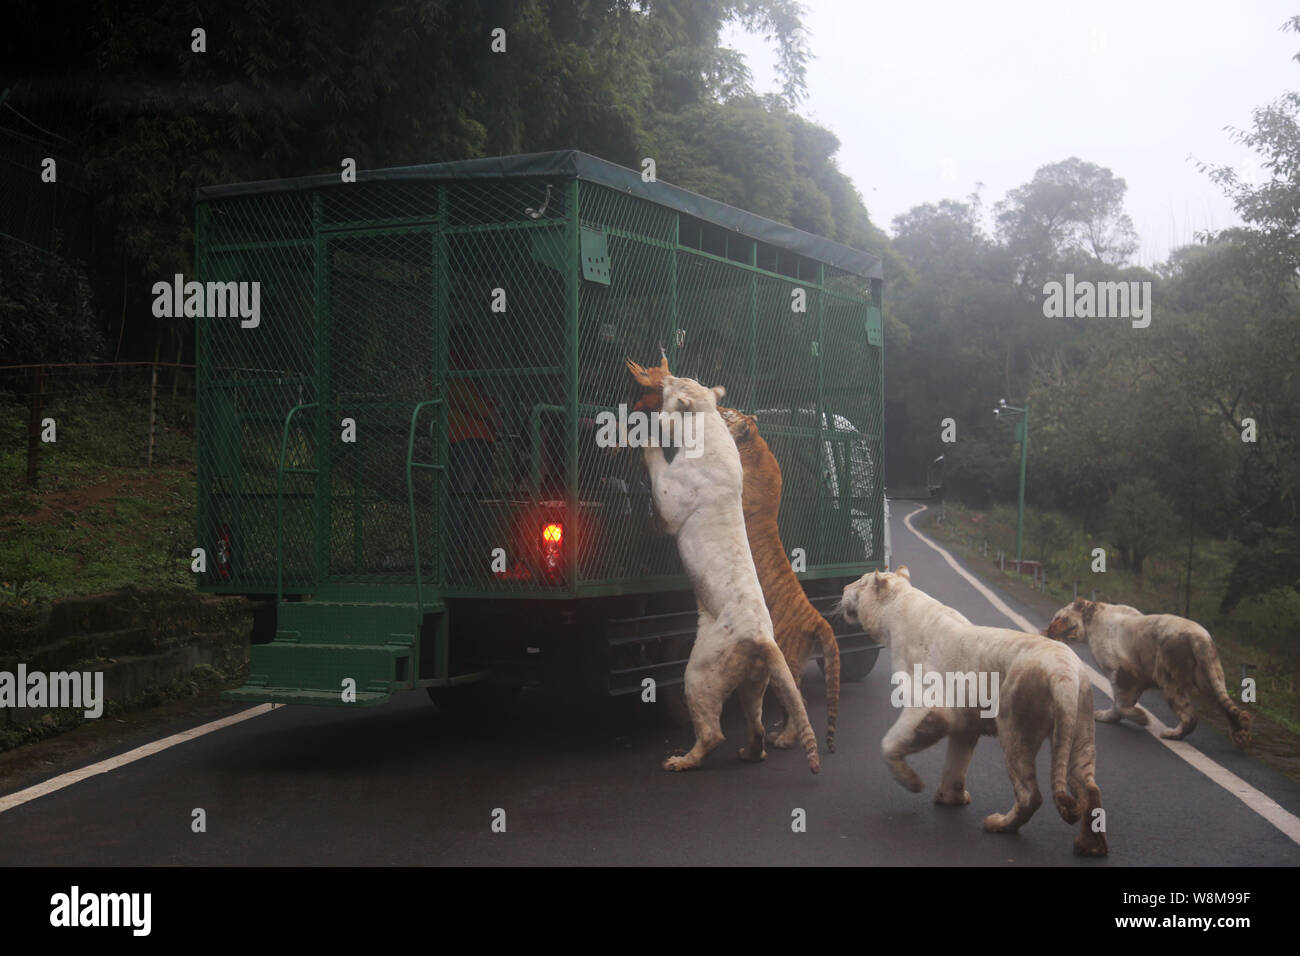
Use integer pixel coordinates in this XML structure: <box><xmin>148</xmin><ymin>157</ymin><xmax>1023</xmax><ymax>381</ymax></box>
<box><xmin>899</xmin><ymin>501</ymin><xmax>1300</xmax><ymax>847</ymax></box>
<box><xmin>0</xmin><ymin>703</ymin><xmax>280</xmax><ymax>814</ymax></box>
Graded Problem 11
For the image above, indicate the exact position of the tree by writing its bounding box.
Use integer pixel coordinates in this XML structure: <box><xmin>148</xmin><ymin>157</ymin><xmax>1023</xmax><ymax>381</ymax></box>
<box><xmin>1196</xmin><ymin>17</ymin><xmax>1300</xmax><ymax>283</ymax></box>
<box><xmin>1107</xmin><ymin>478</ymin><xmax>1176</xmax><ymax>578</ymax></box>
<box><xmin>994</xmin><ymin>157</ymin><xmax>1139</xmax><ymax>289</ymax></box>
<box><xmin>2</xmin><ymin>0</ymin><xmax>849</xmax><ymax>363</ymax></box>
<box><xmin>650</xmin><ymin>96</ymin><xmax>887</xmax><ymax>255</ymax></box>
<box><xmin>0</xmin><ymin>240</ymin><xmax>100</xmax><ymax>367</ymax></box>
<box><xmin>885</xmin><ymin>195</ymin><xmax>1041</xmax><ymax>494</ymax></box>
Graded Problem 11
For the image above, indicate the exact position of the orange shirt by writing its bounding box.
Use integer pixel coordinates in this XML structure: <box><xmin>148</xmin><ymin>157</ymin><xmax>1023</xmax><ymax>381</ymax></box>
<box><xmin>446</xmin><ymin>378</ymin><xmax>496</xmax><ymax>443</ymax></box>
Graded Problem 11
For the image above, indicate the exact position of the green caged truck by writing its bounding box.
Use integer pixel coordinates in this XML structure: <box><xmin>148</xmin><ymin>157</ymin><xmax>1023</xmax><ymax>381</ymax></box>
<box><xmin>193</xmin><ymin>150</ymin><xmax>886</xmax><ymax>711</ymax></box>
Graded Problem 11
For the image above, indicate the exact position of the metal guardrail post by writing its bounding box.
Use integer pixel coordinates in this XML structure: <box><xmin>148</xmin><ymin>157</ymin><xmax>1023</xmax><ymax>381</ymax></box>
<box><xmin>26</xmin><ymin>365</ymin><xmax>44</xmax><ymax>485</ymax></box>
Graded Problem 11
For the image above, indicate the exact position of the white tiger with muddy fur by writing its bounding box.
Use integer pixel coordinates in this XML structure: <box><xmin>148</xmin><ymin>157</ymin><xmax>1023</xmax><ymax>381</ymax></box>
<box><xmin>839</xmin><ymin>567</ymin><xmax>1108</xmax><ymax>856</ymax></box>
<box><xmin>644</xmin><ymin>374</ymin><xmax>819</xmax><ymax>773</ymax></box>
<box><xmin>1046</xmin><ymin>598</ymin><xmax>1251</xmax><ymax>748</ymax></box>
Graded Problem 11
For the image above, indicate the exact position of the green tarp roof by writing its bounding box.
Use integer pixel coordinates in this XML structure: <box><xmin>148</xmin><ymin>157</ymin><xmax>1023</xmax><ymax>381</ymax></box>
<box><xmin>195</xmin><ymin>149</ymin><xmax>883</xmax><ymax>280</ymax></box>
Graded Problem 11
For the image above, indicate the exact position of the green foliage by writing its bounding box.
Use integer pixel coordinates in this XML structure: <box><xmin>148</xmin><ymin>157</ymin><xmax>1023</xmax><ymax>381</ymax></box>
<box><xmin>883</xmin><ymin>194</ymin><xmax>1034</xmax><ymax>492</ymax></box>
<box><xmin>940</xmin><ymin>438</ymin><xmax>1016</xmax><ymax>510</ymax></box>
<box><xmin>0</xmin><ymin>659</ymin><xmax>240</xmax><ymax>755</ymax></box>
<box><xmin>994</xmin><ymin>157</ymin><xmax>1139</xmax><ymax>284</ymax></box>
<box><xmin>653</xmin><ymin>96</ymin><xmax>796</xmax><ymax>217</ymax></box>
<box><xmin>1220</xmin><ymin>586</ymin><xmax>1300</xmax><ymax>655</ymax></box>
<box><xmin>924</xmin><ymin>500</ymin><xmax>1235</xmax><ymax>627</ymax></box>
<box><xmin>1031</xmin><ymin>510</ymin><xmax>1069</xmax><ymax>565</ymax></box>
<box><xmin>7</xmin><ymin>0</ymin><xmax>877</xmax><ymax>368</ymax></box>
<box><xmin>886</xmin><ymin>24</ymin><xmax>1300</xmax><ymax>612</ymax></box>
<box><xmin>651</xmin><ymin>96</ymin><xmax>886</xmax><ymax>255</ymax></box>
<box><xmin>1222</xmin><ymin>526</ymin><xmax>1300</xmax><ymax>612</ymax></box>
<box><xmin>1196</xmin><ymin>18</ymin><xmax>1300</xmax><ymax>282</ymax></box>
<box><xmin>6</xmin><ymin>2</ymin><xmax>1296</xmax><ymax>660</ymax></box>
<box><xmin>1106</xmin><ymin>478</ymin><xmax>1177</xmax><ymax>576</ymax></box>
<box><xmin>0</xmin><ymin>391</ymin><xmax>196</xmax><ymax>604</ymax></box>
<box><xmin>725</xmin><ymin>0</ymin><xmax>811</xmax><ymax>106</ymax></box>
<box><xmin>0</xmin><ymin>240</ymin><xmax>101</xmax><ymax>366</ymax></box>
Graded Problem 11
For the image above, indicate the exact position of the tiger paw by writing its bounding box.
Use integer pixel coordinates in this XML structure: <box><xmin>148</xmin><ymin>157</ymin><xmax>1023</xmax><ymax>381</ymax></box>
<box><xmin>1054</xmin><ymin>790</ymin><xmax>1081</xmax><ymax>823</ymax></box>
<box><xmin>982</xmin><ymin>813</ymin><xmax>1020</xmax><ymax>833</ymax></box>
<box><xmin>934</xmin><ymin>788</ymin><xmax>971</xmax><ymax>806</ymax></box>
<box><xmin>662</xmin><ymin>753</ymin><xmax>695</xmax><ymax>772</ymax></box>
<box><xmin>1074</xmin><ymin>834</ymin><xmax>1109</xmax><ymax>857</ymax></box>
<box><xmin>765</xmin><ymin>728</ymin><xmax>798</xmax><ymax>749</ymax></box>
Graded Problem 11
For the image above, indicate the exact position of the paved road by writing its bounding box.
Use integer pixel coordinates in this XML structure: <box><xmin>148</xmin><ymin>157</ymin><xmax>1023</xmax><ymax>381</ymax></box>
<box><xmin>1</xmin><ymin>502</ymin><xmax>1298</xmax><ymax>866</ymax></box>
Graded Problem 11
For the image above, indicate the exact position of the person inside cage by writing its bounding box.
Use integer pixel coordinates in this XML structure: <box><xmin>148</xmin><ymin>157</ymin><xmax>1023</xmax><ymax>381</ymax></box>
<box><xmin>446</xmin><ymin>324</ymin><xmax>500</xmax><ymax>564</ymax></box>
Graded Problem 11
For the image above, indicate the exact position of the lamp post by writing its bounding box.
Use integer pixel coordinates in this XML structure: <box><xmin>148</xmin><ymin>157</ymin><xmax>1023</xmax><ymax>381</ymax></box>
<box><xmin>993</xmin><ymin>398</ymin><xmax>1029</xmax><ymax>577</ymax></box>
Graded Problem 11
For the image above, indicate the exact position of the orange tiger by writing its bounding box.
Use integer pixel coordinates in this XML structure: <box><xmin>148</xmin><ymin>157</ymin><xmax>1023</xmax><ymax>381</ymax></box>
<box><xmin>627</xmin><ymin>354</ymin><xmax>841</xmax><ymax>751</ymax></box>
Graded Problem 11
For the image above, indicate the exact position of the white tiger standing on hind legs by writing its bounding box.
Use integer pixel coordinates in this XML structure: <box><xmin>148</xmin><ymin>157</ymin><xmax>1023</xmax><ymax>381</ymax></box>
<box><xmin>642</xmin><ymin>374</ymin><xmax>820</xmax><ymax>773</ymax></box>
<box><xmin>839</xmin><ymin>566</ymin><xmax>1108</xmax><ymax>856</ymax></box>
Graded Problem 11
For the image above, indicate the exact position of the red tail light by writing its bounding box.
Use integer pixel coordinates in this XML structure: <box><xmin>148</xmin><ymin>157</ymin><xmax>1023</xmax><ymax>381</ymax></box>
<box><xmin>540</xmin><ymin>522</ymin><xmax>563</xmax><ymax>579</ymax></box>
<box><xmin>215</xmin><ymin>524</ymin><xmax>232</xmax><ymax>580</ymax></box>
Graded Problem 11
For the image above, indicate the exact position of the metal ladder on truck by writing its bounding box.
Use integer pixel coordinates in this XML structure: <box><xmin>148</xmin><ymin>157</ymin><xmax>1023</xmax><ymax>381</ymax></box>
<box><xmin>223</xmin><ymin>400</ymin><xmax>459</xmax><ymax>706</ymax></box>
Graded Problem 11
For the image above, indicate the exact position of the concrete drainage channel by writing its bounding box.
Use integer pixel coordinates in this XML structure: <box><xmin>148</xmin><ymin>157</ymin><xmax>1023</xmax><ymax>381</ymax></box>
<box><xmin>0</xmin><ymin>588</ymin><xmax>267</xmax><ymax>751</ymax></box>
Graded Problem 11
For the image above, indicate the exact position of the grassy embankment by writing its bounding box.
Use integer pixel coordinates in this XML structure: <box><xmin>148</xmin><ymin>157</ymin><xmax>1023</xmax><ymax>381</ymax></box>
<box><xmin>0</xmin><ymin>385</ymin><xmax>197</xmax><ymax>623</ymax></box>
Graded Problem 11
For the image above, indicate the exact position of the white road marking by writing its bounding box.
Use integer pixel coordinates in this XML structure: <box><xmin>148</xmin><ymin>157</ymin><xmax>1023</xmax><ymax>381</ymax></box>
<box><xmin>899</xmin><ymin>502</ymin><xmax>1300</xmax><ymax>846</ymax></box>
<box><xmin>0</xmin><ymin>704</ymin><xmax>280</xmax><ymax>814</ymax></box>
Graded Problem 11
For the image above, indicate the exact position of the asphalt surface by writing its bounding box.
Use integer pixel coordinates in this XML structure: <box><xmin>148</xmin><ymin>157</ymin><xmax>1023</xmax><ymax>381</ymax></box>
<box><xmin>1</xmin><ymin>502</ymin><xmax>1298</xmax><ymax>866</ymax></box>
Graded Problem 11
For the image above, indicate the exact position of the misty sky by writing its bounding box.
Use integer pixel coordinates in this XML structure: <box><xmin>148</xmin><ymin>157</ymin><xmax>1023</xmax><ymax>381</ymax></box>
<box><xmin>724</xmin><ymin>0</ymin><xmax>1299</xmax><ymax>266</ymax></box>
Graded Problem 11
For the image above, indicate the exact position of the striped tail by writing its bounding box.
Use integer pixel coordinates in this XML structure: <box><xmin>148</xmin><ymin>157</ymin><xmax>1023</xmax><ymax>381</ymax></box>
<box><xmin>813</xmin><ymin>616</ymin><xmax>839</xmax><ymax>753</ymax></box>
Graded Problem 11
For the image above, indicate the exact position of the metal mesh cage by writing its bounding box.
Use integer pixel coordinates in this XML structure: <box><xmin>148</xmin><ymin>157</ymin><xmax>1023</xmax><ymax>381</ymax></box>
<box><xmin>195</xmin><ymin>153</ymin><xmax>883</xmax><ymax>602</ymax></box>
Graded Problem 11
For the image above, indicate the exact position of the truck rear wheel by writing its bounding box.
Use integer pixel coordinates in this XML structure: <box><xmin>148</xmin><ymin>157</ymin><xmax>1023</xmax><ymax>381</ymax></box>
<box><xmin>819</xmin><ymin>651</ymin><xmax>876</xmax><ymax>683</ymax></box>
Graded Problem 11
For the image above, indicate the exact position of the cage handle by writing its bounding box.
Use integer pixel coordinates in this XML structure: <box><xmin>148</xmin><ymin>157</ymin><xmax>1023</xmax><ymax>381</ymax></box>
<box><xmin>276</xmin><ymin>402</ymin><xmax>319</xmax><ymax>604</ymax></box>
<box><xmin>406</xmin><ymin>399</ymin><xmax>445</xmax><ymax>619</ymax></box>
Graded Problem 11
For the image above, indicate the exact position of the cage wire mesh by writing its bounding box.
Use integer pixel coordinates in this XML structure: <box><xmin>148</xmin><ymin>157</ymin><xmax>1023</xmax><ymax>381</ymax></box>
<box><xmin>196</xmin><ymin>159</ymin><xmax>883</xmax><ymax>599</ymax></box>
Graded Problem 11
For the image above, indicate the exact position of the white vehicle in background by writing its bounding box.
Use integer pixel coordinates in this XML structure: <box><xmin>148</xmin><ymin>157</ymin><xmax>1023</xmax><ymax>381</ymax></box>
<box><xmin>883</xmin><ymin>496</ymin><xmax>892</xmax><ymax>570</ymax></box>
